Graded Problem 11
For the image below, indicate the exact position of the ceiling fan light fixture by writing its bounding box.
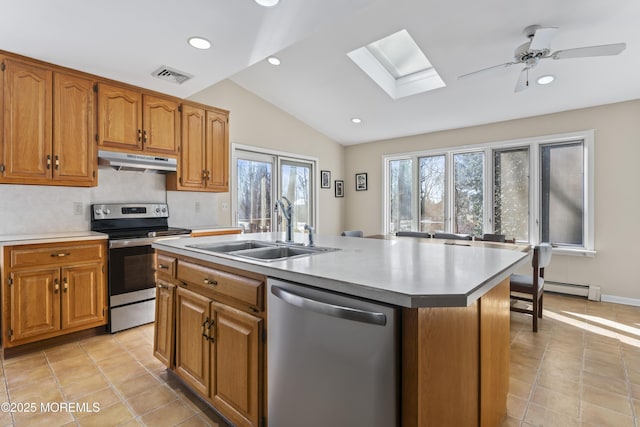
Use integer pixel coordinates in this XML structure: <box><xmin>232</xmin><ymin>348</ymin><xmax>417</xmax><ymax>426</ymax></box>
<box><xmin>188</xmin><ymin>36</ymin><xmax>211</xmax><ymax>50</ymax></box>
<box><xmin>267</xmin><ymin>56</ymin><xmax>281</xmax><ymax>66</ymax></box>
<box><xmin>254</xmin><ymin>0</ymin><xmax>280</xmax><ymax>7</ymax></box>
<box><xmin>537</xmin><ymin>75</ymin><xmax>554</xmax><ymax>85</ymax></box>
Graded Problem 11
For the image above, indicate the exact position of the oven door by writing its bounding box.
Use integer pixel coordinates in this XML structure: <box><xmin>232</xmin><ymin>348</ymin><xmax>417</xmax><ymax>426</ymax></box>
<box><xmin>108</xmin><ymin>241</ymin><xmax>156</xmax><ymax>307</ymax></box>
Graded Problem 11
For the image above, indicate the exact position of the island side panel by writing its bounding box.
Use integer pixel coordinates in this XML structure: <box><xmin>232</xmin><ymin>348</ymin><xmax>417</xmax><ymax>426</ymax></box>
<box><xmin>480</xmin><ymin>277</ymin><xmax>510</xmax><ymax>427</ymax></box>
<box><xmin>402</xmin><ymin>302</ymin><xmax>480</xmax><ymax>427</ymax></box>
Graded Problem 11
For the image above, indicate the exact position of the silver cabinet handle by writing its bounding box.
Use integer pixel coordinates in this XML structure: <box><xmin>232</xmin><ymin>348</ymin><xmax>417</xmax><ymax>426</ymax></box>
<box><xmin>270</xmin><ymin>285</ymin><xmax>386</xmax><ymax>326</ymax></box>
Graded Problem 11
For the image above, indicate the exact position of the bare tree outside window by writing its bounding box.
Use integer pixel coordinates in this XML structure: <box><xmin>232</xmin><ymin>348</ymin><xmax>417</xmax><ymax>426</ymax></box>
<box><xmin>493</xmin><ymin>148</ymin><xmax>529</xmax><ymax>241</ymax></box>
<box><xmin>237</xmin><ymin>159</ymin><xmax>272</xmax><ymax>233</ymax></box>
<box><xmin>419</xmin><ymin>155</ymin><xmax>445</xmax><ymax>233</ymax></box>
<box><xmin>389</xmin><ymin>159</ymin><xmax>413</xmax><ymax>233</ymax></box>
<box><xmin>453</xmin><ymin>152</ymin><xmax>484</xmax><ymax>236</ymax></box>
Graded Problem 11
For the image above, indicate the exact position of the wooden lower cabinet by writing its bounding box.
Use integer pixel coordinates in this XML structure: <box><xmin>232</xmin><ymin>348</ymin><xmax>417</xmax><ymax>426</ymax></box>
<box><xmin>153</xmin><ymin>280</ymin><xmax>176</xmax><ymax>367</ymax></box>
<box><xmin>175</xmin><ymin>286</ymin><xmax>211</xmax><ymax>396</ymax></box>
<box><xmin>210</xmin><ymin>302</ymin><xmax>262</xmax><ymax>427</ymax></box>
<box><xmin>2</xmin><ymin>240</ymin><xmax>108</xmax><ymax>348</ymax></box>
<box><xmin>155</xmin><ymin>253</ymin><xmax>265</xmax><ymax>427</ymax></box>
<box><xmin>9</xmin><ymin>268</ymin><xmax>61</xmax><ymax>341</ymax></box>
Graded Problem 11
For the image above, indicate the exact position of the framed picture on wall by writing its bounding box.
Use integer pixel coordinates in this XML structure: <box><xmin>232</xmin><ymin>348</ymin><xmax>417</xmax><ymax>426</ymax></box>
<box><xmin>321</xmin><ymin>170</ymin><xmax>331</xmax><ymax>188</ymax></box>
<box><xmin>355</xmin><ymin>173</ymin><xmax>367</xmax><ymax>191</ymax></box>
<box><xmin>335</xmin><ymin>180</ymin><xmax>344</xmax><ymax>197</ymax></box>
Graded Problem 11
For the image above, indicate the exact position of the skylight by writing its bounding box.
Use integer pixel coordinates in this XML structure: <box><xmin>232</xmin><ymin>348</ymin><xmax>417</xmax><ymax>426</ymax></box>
<box><xmin>347</xmin><ymin>29</ymin><xmax>445</xmax><ymax>99</ymax></box>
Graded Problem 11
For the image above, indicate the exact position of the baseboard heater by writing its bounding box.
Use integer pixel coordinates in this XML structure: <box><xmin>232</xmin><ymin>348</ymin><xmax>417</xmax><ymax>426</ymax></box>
<box><xmin>545</xmin><ymin>281</ymin><xmax>601</xmax><ymax>301</ymax></box>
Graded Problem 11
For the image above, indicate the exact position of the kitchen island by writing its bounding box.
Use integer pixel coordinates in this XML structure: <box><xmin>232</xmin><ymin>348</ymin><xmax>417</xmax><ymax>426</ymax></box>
<box><xmin>153</xmin><ymin>232</ymin><xmax>529</xmax><ymax>427</ymax></box>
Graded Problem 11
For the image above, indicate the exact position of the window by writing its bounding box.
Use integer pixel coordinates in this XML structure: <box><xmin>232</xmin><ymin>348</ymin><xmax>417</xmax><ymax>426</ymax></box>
<box><xmin>388</xmin><ymin>158</ymin><xmax>413</xmax><ymax>234</ymax></box>
<box><xmin>453</xmin><ymin>152</ymin><xmax>484</xmax><ymax>235</ymax></box>
<box><xmin>234</xmin><ymin>147</ymin><xmax>317</xmax><ymax>234</ymax></box>
<box><xmin>540</xmin><ymin>141</ymin><xmax>584</xmax><ymax>246</ymax></box>
<box><xmin>418</xmin><ymin>155</ymin><xmax>445</xmax><ymax>233</ymax></box>
<box><xmin>493</xmin><ymin>147</ymin><xmax>529</xmax><ymax>241</ymax></box>
<box><xmin>383</xmin><ymin>131</ymin><xmax>594</xmax><ymax>253</ymax></box>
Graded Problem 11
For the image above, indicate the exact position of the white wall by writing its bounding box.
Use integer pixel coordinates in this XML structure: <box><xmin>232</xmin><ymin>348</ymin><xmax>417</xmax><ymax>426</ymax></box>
<box><xmin>344</xmin><ymin>99</ymin><xmax>640</xmax><ymax>301</ymax></box>
<box><xmin>187</xmin><ymin>80</ymin><xmax>345</xmax><ymax>235</ymax></box>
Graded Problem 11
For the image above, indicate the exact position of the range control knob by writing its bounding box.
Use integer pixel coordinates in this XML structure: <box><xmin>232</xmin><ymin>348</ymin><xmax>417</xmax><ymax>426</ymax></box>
<box><xmin>102</xmin><ymin>208</ymin><xmax>111</xmax><ymax>215</ymax></box>
<box><xmin>161</xmin><ymin>207</ymin><xmax>167</xmax><ymax>213</ymax></box>
<box><xmin>94</xmin><ymin>208</ymin><xmax>102</xmax><ymax>216</ymax></box>
<box><xmin>155</xmin><ymin>207</ymin><xmax>161</xmax><ymax>213</ymax></box>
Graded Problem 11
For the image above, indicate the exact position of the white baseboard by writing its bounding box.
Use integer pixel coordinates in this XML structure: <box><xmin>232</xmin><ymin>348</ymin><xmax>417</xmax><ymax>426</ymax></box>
<box><xmin>545</xmin><ymin>281</ymin><xmax>590</xmax><ymax>298</ymax></box>
<box><xmin>601</xmin><ymin>294</ymin><xmax>640</xmax><ymax>307</ymax></box>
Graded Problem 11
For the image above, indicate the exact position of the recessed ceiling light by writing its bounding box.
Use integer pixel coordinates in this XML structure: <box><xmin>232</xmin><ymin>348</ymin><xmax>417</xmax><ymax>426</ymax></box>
<box><xmin>267</xmin><ymin>56</ymin><xmax>281</xmax><ymax>66</ymax></box>
<box><xmin>188</xmin><ymin>36</ymin><xmax>211</xmax><ymax>50</ymax></box>
<box><xmin>351</xmin><ymin>118</ymin><xmax>362</xmax><ymax>124</ymax></box>
<box><xmin>537</xmin><ymin>75</ymin><xmax>554</xmax><ymax>85</ymax></box>
<box><xmin>254</xmin><ymin>0</ymin><xmax>280</xmax><ymax>6</ymax></box>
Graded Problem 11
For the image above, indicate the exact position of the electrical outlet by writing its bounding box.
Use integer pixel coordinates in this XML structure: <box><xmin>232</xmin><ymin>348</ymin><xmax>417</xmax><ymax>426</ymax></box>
<box><xmin>221</xmin><ymin>202</ymin><xmax>229</xmax><ymax>211</ymax></box>
<box><xmin>195</xmin><ymin>201</ymin><xmax>201</xmax><ymax>213</ymax></box>
<box><xmin>73</xmin><ymin>202</ymin><xmax>83</xmax><ymax>216</ymax></box>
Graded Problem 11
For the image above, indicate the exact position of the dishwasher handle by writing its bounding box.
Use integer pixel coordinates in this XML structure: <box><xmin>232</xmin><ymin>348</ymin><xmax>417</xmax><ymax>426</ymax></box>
<box><xmin>271</xmin><ymin>285</ymin><xmax>387</xmax><ymax>326</ymax></box>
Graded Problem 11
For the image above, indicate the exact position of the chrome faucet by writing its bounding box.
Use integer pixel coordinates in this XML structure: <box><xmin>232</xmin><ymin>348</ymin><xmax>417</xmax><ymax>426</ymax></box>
<box><xmin>276</xmin><ymin>196</ymin><xmax>294</xmax><ymax>243</ymax></box>
<box><xmin>304</xmin><ymin>224</ymin><xmax>315</xmax><ymax>247</ymax></box>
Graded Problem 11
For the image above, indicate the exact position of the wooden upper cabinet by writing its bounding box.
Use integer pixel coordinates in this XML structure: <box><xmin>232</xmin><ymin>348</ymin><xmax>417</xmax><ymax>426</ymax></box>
<box><xmin>206</xmin><ymin>110</ymin><xmax>229</xmax><ymax>192</ymax></box>
<box><xmin>97</xmin><ymin>83</ymin><xmax>179</xmax><ymax>156</ymax></box>
<box><xmin>0</xmin><ymin>57</ymin><xmax>96</xmax><ymax>187</ymax></box>
<box><xmin>97</xmin><ymin>83</ymin><xmax>142</xmax><ymax>151</ymax></box>
<box><xmin>53</xmin><ymin>72</ymin><xmax>96</xmax><ymax>185</ymax></box>
<box><xmin>175</xmin><ymin>103</ymin><xmax>206</xmax><ymax>189</ymax></box>
<box><xmin>1</xmin><ymin>58</ymin><xmax>53</xmax><ymax>182</ymax></box>
<box><xmin>167</xmin><ymin>103</ymin><xmax>229</xmax><ymax>192</ymax></box>
<box><xmin>143</xmin><ymin>95</ymin><xmax>180</xmax><ymax>155</ymax></box>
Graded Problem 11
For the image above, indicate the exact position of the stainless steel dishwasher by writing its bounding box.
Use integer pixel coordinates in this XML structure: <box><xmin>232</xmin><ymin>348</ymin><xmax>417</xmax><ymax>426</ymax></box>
<box><xmin>267</xmin><ymin>278</ymin><xmax>398</xmax><ymax>427</ymax></box>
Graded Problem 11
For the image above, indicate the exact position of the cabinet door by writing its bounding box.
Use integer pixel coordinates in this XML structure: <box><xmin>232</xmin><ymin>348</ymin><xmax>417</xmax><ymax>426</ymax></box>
<box><xmin>142</xmin><ymin>95</ymin><xmax>179</xmax><ymax>155</ymax></box>
<box><xmin>60</xmin><ymin>263</ymin><xmax>106</xmax><ymax>330</ymax></box>
<box><xmin>175</xmin><ymin>287</ymin><xmax>210</xmax><ymax>396</ymax></box>
<box><xmin>178</xmin><ymin>104</ymin><xmax>207</xmax><ymax>189</ymax></box>
<box><xmin>9</xmin><ymin>269</ymin><xmax>61</xmax><ymax>341</ymax></box>
<box><xmin>154</xmin><ymin>280</ymin><xmax>176</xmax><ymax>367</ymax></box>
<box><xmin>53</xmin><ymin>72</ymin><xmax>96</xmax><ymax>185</ymax></box>
<box><xmin>97</xmin><ymin>83</ymin><xmax>142</xmax><ymax>151</ymax></box>
<box><xmin>1</xmin><ymin>58</ymin><xmax>52</xmax><ymax>182</ymax></box>
<box><xmin>205</xmin><ymin>110</ymin><xmax>229</xmax><ymax>191</ymax></box>
<box><xmin>210</xmin><ymin>301</ymin><xmax>262</xmax><ymax>427</ymax></box>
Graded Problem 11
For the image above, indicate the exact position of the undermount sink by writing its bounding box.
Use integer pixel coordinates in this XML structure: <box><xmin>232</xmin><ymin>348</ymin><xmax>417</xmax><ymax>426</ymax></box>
<box><xmin>187</xmin><ymin>240</ymin><xmax>339</xmax><ymax>262</ymax></box>
<box><xmin>187</xmin><ymin>240</ymin><xmax>275</xmax><ymax>253</ymax></box>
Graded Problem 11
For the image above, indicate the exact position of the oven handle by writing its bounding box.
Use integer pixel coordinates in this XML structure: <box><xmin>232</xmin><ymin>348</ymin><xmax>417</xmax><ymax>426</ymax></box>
<box><xmin>109</xmin><ymin>235</ymin><xmax>189</xmax><ymax>249</ymax></box>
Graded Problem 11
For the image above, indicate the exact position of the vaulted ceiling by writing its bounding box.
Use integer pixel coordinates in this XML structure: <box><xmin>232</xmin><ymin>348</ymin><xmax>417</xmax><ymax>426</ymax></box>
<box><xmin>3</xmin><ymin>0</ymin><xmax>639</xmax><ymax>145</ymax></box>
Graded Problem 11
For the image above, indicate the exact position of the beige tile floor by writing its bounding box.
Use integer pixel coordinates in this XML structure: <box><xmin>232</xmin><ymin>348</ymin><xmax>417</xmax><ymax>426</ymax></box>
<box><xmin>505</xmin><ymin>293</ymin><xmax>640</xmax><ymax>427</ymax></box>
<box><xmin>0</xmin><ymin>293</ymin><xmax>638</xmax><ymax>426</ymax></box>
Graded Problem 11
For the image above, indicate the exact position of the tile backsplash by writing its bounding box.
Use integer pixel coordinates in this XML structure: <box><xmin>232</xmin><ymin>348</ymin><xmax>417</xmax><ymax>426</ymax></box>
<box><xmin>0</xmin><ymin>166</ymin><xmax>226</xmax><ymax>235</ymax></box>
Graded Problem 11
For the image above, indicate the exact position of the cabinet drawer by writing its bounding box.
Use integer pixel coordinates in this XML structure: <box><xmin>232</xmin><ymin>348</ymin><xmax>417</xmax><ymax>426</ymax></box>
<box><xmin>177</xmin><ymin>261</ymin><xmax>263</xmax><ymax>310</ymax></box>
<box><xmin>9</xmin><ymin>242</ymin><xmax>104</xmax><ymax>268</ymax></box>
<box><xmin>156</xmin><ymin>253</ymin><xmax>177</xmax><ymax>278</ymax></box>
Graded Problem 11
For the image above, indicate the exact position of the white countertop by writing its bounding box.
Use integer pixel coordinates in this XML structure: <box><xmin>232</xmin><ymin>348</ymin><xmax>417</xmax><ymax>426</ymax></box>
<box><xmin>0</xmin><ymin>231</ymin><xmax>108</xmax><ymax>246</ymax></box>
<box><xmin>153</xmin><ymin>232</ymin><xmax>529</xmax><ymax>308</ymax></box>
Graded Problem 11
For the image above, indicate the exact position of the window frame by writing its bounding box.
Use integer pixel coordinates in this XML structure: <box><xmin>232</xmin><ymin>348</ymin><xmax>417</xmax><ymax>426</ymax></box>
<box><xmin>382</xmin><ymin>130</ymin><xmax>595</xmax><ymax>255</ymax></box>
<box><xmin>232</xmin><ymin>143</ymin><xmax>319</xmax><ymax>233</ymax></box>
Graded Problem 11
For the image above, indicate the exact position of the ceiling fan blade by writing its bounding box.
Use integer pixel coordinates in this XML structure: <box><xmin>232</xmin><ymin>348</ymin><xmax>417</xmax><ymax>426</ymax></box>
<box><xmin>529</xmin><ymin>27</ymin><xmax>559</xmax><ymax>51</ymax></box>
<box><xmin>552</xmin><ymin>42</ymin><xmax>626</xmax><ymax>59</ymax></box>
<box><xmin>514</xmin><ymin>68</ymin><xmax>529</xmax><ymax>93</ymax></box>
<box><xmin>458</xmin><ymin>61</ymin><xmax>516</xmax><ymax>79</ymax></box>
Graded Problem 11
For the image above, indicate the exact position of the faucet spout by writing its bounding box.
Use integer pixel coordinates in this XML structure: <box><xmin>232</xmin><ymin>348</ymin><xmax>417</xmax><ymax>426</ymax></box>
<box><xmin>276</xmin><ymin>196</ymin><xmax>294</xmax><ymax>243</ymax></box>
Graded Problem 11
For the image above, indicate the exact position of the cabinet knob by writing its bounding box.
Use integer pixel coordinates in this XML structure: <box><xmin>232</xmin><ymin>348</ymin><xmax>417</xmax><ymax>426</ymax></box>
<box><xmin>137</xmin><ymin>129</ymin><xmax>142</xmax><ymax>142</ymax></box>
<box><xmin>203</xmin><ymin>278</ymin><xmax>218</xmax><ymax>286</ymax></box>
<box><xmin>143</xmin><ymin>130</ymin><xmax>148</xmax><ymax>143</ymax></box>
<box><xmin>55</xmin><ymin>155</ymin><xmax>60</xmax><ymax>170</ymax></box>
<box><xmin>46</xmin><ymin>155</ymin><xmax>51</xmax><ymax>170</ymax></box>
<box><xmin>54</xmin><ymin>278</ymin><xmax>60</xmax><ymax>293</ymax></box>
<box><xmin>63</xmin><ymin>277</ymin><xmax>68</xmax><ymax>293</ymax></box>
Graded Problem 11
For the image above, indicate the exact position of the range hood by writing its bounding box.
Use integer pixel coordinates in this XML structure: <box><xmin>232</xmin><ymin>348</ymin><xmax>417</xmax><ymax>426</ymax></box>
<box><xmin>98</xmin><ymin>150</ymin><xmax>177</xmax><ymax>173</ymax></box>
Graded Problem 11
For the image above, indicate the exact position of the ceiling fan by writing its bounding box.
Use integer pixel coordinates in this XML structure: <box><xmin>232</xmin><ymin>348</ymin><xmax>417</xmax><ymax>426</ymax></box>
<box><xmin>458</xmin><ymin>25</ymin><xmax>626</xmax><ymax>92</ymax></box>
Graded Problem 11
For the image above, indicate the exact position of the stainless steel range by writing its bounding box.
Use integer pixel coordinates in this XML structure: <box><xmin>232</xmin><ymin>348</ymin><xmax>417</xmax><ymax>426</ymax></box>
<box><xmin>91</xmin><ymin>203</ymin><xmax>191</xmax><ymax>333</ymax></box>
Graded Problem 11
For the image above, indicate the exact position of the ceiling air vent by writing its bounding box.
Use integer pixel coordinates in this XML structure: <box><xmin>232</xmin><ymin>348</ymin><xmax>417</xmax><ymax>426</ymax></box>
<box><xmin>151</xmin><ymin>65</ymin><xmax>193</xmax><ymax>84</ymax></box>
